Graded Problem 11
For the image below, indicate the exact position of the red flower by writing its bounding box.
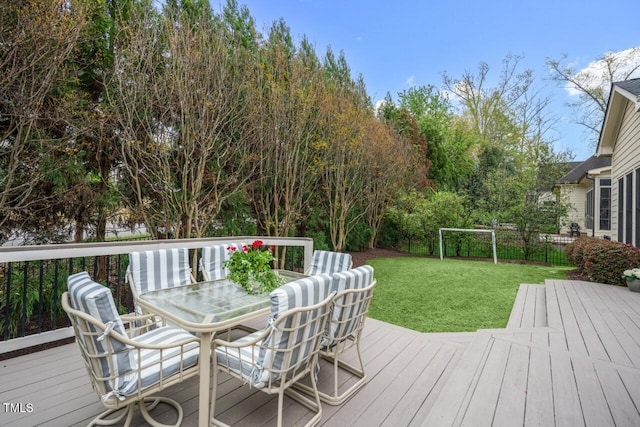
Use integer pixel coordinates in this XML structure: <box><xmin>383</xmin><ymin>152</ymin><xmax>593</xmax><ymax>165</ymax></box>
<box><xmin>242</xmin><ymin>244</ymin><xmax>249</xmax><ymax>252</ymax></box>
<box><xmin>252</xmin><ymin>240</ymin><xmax>263</xmax><ymax>249</ymax></box>
<box><xmin>227</xmin><ymin>246</ymin><xmax>237</xmax><ymax>252</ymax></box>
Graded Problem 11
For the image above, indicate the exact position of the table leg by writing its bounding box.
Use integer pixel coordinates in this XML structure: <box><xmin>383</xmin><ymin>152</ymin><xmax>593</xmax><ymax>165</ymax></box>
<box><xmin>199</xmin><ymin>331</ymin><xmax>213</xmax><ymax>427</ymax></box>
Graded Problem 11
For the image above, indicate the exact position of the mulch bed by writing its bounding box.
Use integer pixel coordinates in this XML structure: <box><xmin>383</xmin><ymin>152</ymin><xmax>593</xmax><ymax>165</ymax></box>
<box><xmin>348</xmin><ymin>247</ymin><xmax>416</xmax><ymax>267</ymax></box>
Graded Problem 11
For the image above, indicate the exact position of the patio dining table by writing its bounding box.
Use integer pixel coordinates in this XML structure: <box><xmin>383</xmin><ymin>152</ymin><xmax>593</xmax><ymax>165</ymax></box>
<box><xmin>137</xmin><ymin>269</ymin><xmax>307</xmax><ymax>427</ymax></box>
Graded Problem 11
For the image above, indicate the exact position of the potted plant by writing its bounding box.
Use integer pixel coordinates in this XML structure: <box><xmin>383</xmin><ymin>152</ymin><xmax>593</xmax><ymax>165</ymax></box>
<box><xmin>622</xmin><ymin>268</ymin><xmax>640</xmax><ymax>292</ymax></box>
<box><xmin>224</xmin><ymin>240</ymin><xmax>284</xmax><ymax>294</ymax></box>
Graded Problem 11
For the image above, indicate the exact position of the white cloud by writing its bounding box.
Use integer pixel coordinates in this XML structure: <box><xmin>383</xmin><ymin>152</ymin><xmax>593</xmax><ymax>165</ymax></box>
<box><xmin>566</xmin><ymin>47</ymin><xmax>640</xmax><ymax>96</ymax></box>
<box><xmin>406</xmin><ymin>75</ymin><xmax>415</xmax><ymax>86</ymax></box>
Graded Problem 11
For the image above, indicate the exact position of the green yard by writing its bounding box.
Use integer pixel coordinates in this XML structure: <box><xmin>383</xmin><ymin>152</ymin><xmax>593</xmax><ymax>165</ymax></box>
<box><xmin>367</xmin><ymin>257</ymin><xmax>571</xmax><ymax>332</ymax></box>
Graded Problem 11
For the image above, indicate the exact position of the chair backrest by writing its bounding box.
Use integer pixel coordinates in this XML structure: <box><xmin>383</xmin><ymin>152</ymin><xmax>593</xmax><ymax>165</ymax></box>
<box><xmin>307</xmin><ymin>250</ymin><xmax>353</xmax><ymax>276</ymax></box>
<box><xmin>65</xmin><ymin>272</ymin><xmax>134</xmax><ymax>398</ymax></box>
<box><xmin>64</xmin><ymin>272</ymin><xmax>200</xmax><ymax>404</ymax></box>
<box><xmin>328</xmin><ymin>265</ymin><xmax>376</xmax><ymax>346</ymax></box>
<box><xmin>252</xmin><ymin>274</ymin><xmax>334</xmax><ymax>388</ymax></box>
<box><xmin>199</xmin><ymin>242</ymin><xmax>245</xmax><ymax>281</ymax></box>
<box><xmin>128</xmin><ymin>248</ymin><xmax>192</xmax><ymax>313</ymax></box>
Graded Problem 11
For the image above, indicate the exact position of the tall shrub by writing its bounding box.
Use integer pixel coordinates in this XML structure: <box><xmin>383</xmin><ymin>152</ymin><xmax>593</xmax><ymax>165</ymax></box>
<box><xmin>581</xmin><ymin>239</ymin><xmax>640</xmax><ymax>286</ymax></box>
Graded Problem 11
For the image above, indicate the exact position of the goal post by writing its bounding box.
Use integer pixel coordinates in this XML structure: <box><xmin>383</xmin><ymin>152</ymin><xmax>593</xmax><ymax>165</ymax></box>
<box><xmin>438</xmin><ymin>228</ymin><xmax>497</xmax><ymax>264</ymax></box>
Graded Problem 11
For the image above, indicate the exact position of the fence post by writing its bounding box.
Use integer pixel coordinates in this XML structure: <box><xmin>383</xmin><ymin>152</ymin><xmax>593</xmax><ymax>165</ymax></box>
<box><xmin>545</xmin><ymin>242</ymin><xmax>549</xmax><ymax>263</ymax></box>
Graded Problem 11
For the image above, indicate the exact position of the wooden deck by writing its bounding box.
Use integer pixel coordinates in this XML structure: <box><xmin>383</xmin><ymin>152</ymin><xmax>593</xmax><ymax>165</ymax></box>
<box><xmin>424</xmin><ymin>280</ymin><xmax>640</xmax><ymax>427</ymax></box>
<box><xmin>2</xmin><ymin>279</ymin><xmax>640</xmax><ymax>426</ymax></box>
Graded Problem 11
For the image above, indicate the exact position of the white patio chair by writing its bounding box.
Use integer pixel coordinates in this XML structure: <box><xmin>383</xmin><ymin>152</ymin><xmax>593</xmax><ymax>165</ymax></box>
<box><xmin>199</xmin><ymin>242</ymin><xmax>246</xmax><ymax>281</ymax></box>
<box><xmin>210</xmin><ymin>274</ymin><xmax>335</xmax><ymax>427</ymax></box>
<box><xmin>305</xmin><ymin>250</ymin><xmax>353</xmax><ymax>276</ymax></box>
<box><xmin>294</xmin><ymin>265</ymin><xmax>375</xmax><ymax>405</ymax></box>
<box><xmin>323</xmin><ymin>265</ymin><xmax>376</xmax><ymax>404</ymax></box>
<box><xmin>62</xmin><ymin>272</ymin><xmax>200</xmax><ymax>427</ymax></box>
<box><xmin>127</xmin><ymin>248</ymin><xmax>194</xmax><ymax>315</ymax></box>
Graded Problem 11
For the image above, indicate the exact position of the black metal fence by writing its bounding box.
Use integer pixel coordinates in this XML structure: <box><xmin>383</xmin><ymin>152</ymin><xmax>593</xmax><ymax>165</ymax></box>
<box><xmin>0</xmin><ymin>242</ymin><xmax>306</xmax><ymax>344</ymax></box>
<box><xmin>400</xmin><ymin>229</ymin><xmax>575</xmax><ymax>266</ymax></box>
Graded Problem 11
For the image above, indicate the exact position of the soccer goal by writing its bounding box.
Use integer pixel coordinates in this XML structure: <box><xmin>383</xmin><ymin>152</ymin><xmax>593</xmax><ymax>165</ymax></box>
<box><xmin>438</xmin><ymin>228</ymin><xmax>497</xmax><ymax>264</ymax></box>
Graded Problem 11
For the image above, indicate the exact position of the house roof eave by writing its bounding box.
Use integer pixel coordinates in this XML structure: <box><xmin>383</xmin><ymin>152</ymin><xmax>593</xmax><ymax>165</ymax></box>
<box><xmin>596</xmin><ymin>81</ymin><xmax>640</xmax><ymax>156</ymax></box>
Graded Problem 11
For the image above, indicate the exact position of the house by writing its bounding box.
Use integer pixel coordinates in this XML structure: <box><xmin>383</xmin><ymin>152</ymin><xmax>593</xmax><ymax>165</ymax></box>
<box><xmin>596</xmin><ymin>78</ymin><xmax>640</xmax><ymax>245</ymax></box>
<box><xmin>555</xmin><ymin>155</ymin><xmax>611</xmax><ymax>237</ymax></box>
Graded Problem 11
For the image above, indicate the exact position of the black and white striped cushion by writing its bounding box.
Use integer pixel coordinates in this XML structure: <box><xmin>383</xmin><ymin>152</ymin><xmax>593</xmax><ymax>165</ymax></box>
<box><xmin>200</xmin><ymin>242</ymin><xmax>245</xmax><ymax>280</ymax></box>
<box><xmin>215</xmin><ymin>331</ymin><xmax>263</xmax><ymax>383</ymax></box>
<box><xmin>119</xmin><ymin>326</ymin><xmax>200</xmax><ymax>396</ymax></box>
<box><xmin>128</xmin><ymin>249</ymin><xmax>192</xmax><ymax>316</ymax></box>
<box><xmin>216</xmin><ymin>275</ymin><xmax>333</xmax><ymax>388</ymax></box>
<box><xmin>327</xmin><ymin>265</ymin><xmax>374</xmax><ymax>345</ymax></box>
<box><xmin>254</xmin><ymin>274</ymin><xmax>333</xmax><ymax>387</ymax></box>
<box><xmin>67</xmin><ymin>272</ymin><xmax>134</xmax><ymax>393</ymax></box>
<box><xmin>307</xmin><ymin>250</ymin><xmax>352</xmax><ymax>276</ymax></box>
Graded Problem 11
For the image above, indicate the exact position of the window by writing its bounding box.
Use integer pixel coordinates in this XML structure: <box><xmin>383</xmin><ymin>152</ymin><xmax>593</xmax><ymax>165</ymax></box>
<box><xmin>626</xmin><ymin>173</ymin><xmax>633</xmax><ymax>244</ymax></box>
<box><xmin>636</xmin><ymin>170</ymin><xmax>640</xmax><ymax>246</ymax></box>
<box><xmin>586</xmin><ymin>189</ymin><xmax>594</xmax><ymax>229</ymax></box>
<box><xmin>619</xmin><ymin>179</ymin><xmax>624</xmax><ymax>242</ymax></box>
<box><xmin>599</xmin><ymin>179</ymin><xmax>611</xmax><ymax>231</ymax></box>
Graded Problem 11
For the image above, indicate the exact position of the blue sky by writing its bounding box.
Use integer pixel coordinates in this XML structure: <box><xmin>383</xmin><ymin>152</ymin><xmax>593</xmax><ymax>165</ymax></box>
<box><xmin>214</xmin><ymin>0</ymin><xmax>639</xmax><ymax>161</ymax></box>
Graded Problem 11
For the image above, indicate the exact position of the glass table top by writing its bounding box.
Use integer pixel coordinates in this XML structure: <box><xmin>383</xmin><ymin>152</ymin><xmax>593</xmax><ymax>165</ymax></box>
<box><xmin>138</xmin><ymin>270</ymin><xmax>306</xmax><ymax>325</ymax></box>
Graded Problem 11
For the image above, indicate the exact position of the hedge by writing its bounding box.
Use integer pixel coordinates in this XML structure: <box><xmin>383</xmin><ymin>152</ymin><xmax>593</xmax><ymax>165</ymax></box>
<box><xmin>566</xmin><ymin>237</ymin><xmax>640</xmax><ymax>286</ymax></box>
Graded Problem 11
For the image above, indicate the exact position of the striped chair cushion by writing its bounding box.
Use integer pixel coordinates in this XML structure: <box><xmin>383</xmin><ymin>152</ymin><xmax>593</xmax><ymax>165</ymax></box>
<box><xmin>118</xmin><ymin>326</ymin><xmax>200</xmax><ymax>397</ymax></box>
<box><xmin>128</xmin><ymin>248</ymin><xmax>191</xmax><ymax>295</ymax></box>
<box><xmin>307</xmin><ymin>250</ymin><xmax>352</xmax><ymax>276</ymax></box>
<box><xmin>217</xmin><ymin>275</ymin><xmax>333</xmax><ymax>388</ymax></box>
<box><xmin>327</xmin><ymin>265</ymin><xmax>374</xmax><ymax>345</ymax></box>
<box><xmin>254</xmin><ymin>274</ymin><xmax>333</xmax><ymax>387</ymax></box>
<box><xmin>214</xmin><ymin>331</ymin><xmax>263</xmax><ymax>383</ymax></box>
<box><xmin>200</xmin><ymin>242</ymin><xmax>245</xmax><ymax>280</ymax></box>
<box><xmin>67</xmin><ymin>272</ymin><xmax>134</xmax><ymax>392</ymax></box>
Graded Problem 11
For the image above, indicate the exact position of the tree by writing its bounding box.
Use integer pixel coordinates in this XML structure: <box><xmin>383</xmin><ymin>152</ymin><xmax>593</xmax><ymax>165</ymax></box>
<box><xmin>319</xmin><ymin>100</ymin><xmax>369</xmax><ymax>252</ymax></box>
<box><xmin>547</xmin><ymin>47</ymin><xmax>640</xmax><ymax>146</ymax></box>
<box><xmin>109</xmin><ymin>2</ymin><xmax>255</xmax><ymax>239</ymax></box>
<box><xmin>247</xmin><ymin>22</ymin><xmax>322</xmax><ymax>243</ymax></box>
<box><xmin>444</xmin><ymin>54</ymin><xmax>559</xmax><ymax>160</ymax></box>
<box><xmin>444</xmin><ymin>54</ymin><xmax>572</xmax><ymax>250</ymax></box>
<box><xmin>0</xmin><ymin>0</ymin><xmax>87</xmax><ymax>241</ymax></box>
<box><xmin>315</xmin><ymin>49</ymin><xmax>374</xmax><ymax>251</ymax></box>
<box><xmin>385</xmin><ymin>190</ymin><xmax>468</xmax><ymax>254</ymax></box>
<box><xmin>63</xmin><ymin>0</ymin><xmax>128</xmax><ymax>243</ymax></box>
<box><xmin>377</xmin><ymin>94</ymin><xmax>431</xmax><ymax>189</ymax></box>
<box><xmin>395</xmin><ymin>85</ymin><xmax>476</xmax><ymax>192</ymax></box>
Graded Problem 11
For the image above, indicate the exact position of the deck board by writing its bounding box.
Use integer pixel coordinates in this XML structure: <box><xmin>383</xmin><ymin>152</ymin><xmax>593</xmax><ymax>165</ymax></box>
<box><xmin>3</xmin><ymin>279</ymin><xmax>640</xmax><ymax>426</ymax></box>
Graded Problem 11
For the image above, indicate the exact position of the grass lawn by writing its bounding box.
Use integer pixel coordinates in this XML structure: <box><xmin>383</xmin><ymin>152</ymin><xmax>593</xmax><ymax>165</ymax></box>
<box><xmin>366</xmin><ymin>257</ymin><xmax>571</xmax><ymax>333</ymax></box>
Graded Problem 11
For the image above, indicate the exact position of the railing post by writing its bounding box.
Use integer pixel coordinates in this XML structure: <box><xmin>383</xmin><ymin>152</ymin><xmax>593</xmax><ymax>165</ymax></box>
<box><xmin>53</xmin><ymin>260</ymin><xmax>60</xmax><ymax>328</ymax></box>
<box><xmin>38</xmin><ymin>262</ymin><xmax>44</xmax><ymax>334</ymax></box>
<box><xmin>3</xmin><ymin>263</ymin><xmax>11</xmax><ymax>341</ymax></box>
<box><xmin>21</xmin><ymin>261</ymin><xmax>28</xmax><ymax>337</ymax></box>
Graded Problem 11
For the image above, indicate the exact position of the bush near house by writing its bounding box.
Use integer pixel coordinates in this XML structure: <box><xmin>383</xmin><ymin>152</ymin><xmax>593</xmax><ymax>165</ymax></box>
<box><xmin>566</xmin><ymin>237</ymin><xmax>640</xmax><ymax>286</ymax></box>
<box><xmin>565</xmin><ymin>237</ymin><xmax>594</xmax><ymax>270</ymax></box>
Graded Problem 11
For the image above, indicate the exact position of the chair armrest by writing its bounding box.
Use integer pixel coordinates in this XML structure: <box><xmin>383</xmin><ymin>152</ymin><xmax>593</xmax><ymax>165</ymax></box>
<box><xmin>120</xmin><ymin>312</ymin><xmax>166</xmax><ymax>335</ymax></box>
<box><xmin>213</xmin><ymin>327</ymin><xmax>270</xmax><ymax>349</ymax></box>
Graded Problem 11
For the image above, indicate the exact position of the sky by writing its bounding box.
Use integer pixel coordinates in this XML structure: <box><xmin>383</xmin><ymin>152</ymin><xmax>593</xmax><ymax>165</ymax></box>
<box><xmin>212</xmin><ymin>0</ymin><xmax>640</xmax><ymax>161</ymax></box>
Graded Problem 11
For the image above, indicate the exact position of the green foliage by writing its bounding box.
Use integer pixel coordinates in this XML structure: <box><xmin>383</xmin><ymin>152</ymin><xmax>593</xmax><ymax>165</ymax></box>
<box><xmin>395</xmin><ymin>85</ymin><xmax>477</xmax><ymax>191</ymax></box>
<box><xmin>344</xmin><ymin>221</ymin><xmax>373</xmax><ymax>252</ymax></box>
<box><xmin>0</xmin><ymin>264</ymin><xmax>67</xmax><ymax>339</ymax></box>
<box><xmin>223</xmin><ymin>240</ymin><xmax>284</xmax><ymax>294</ymax></box>
<box><xmin>565</xmin><ymin>237</ymin><xmax>591</xmax><ymax>270</ymax></box>
<box><xmin>567</xmin><ymin>237</ymin><xmax>640</xmax><ymax>286</ymax></box>
<box><xmin>386</xmin><ymin>190</ymin><xmax>469</xmax><ymax>241</ymax></box>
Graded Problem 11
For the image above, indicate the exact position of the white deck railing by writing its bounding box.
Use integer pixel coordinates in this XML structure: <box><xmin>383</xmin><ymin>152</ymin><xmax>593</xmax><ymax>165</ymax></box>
<box><xmin>0</xmin><ymin>236</ymin><xmax>314</xmax><ymax>354</ymax></box>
